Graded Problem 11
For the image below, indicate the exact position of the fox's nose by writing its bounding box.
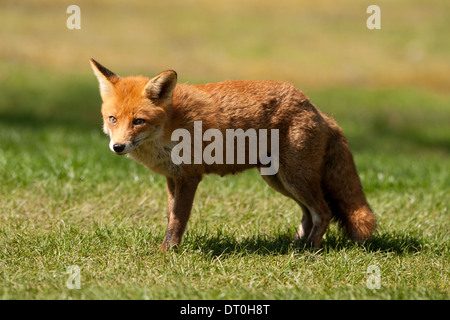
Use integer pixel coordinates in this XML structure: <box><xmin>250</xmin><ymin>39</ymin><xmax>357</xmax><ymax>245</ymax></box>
<box><xmin>113</xmin><ymin>144</ymin><xmax>126</xmax><ymax>153</ymax></box>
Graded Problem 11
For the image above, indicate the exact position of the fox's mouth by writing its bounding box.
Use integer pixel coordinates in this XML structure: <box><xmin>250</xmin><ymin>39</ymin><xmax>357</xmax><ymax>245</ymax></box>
<box><xmin>108</xmin><ymin>129</ymin><xmax>155</xmax><ymax>155</ymax></box>
<box><xmin>109</xmin><ymin>138</ymin><xmax>145</xmax><ymax>155</ymax></box>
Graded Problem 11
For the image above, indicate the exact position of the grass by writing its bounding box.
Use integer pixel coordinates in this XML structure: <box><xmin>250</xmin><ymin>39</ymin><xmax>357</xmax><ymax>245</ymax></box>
<box><xmin>0</xmin><ymin>69</ymin><xmax>448</xmax><ymax>300</ymax></box>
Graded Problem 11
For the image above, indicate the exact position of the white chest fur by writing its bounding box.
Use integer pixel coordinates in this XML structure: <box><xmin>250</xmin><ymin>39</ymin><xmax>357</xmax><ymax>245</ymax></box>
<box><xmin>129</xmin><ymin>139</ymin><xmax>181</xmax><ymax>176</ymax></box>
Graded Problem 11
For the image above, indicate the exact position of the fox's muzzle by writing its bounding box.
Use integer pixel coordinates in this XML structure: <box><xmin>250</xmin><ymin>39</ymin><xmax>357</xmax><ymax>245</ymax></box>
<box><xmin>109</xmin><ymin>137</ymin><xmax>145</xmax><ymax>155</ymax></box>
<box><xmin>109</xmin><ymin>139</ymin><xmax>133</xmax><ymax>155</ymax></box>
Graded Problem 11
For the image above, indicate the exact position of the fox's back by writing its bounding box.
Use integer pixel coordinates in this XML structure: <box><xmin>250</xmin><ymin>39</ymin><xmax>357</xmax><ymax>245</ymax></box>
<box><xmin>193</xmin><ymin>80</ymin><xmax>309</xmax><ymax>114</ymax></box>
<box><xmin>172</xmin><ymin>80</ymin><xmax>318</xmax><ymax>132</ymax></box>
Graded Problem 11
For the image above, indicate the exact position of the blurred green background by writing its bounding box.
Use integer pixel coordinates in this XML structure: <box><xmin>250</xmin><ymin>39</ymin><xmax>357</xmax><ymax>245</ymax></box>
<box><xmin>1</xmin><ymin>0</ymin><xmax>449</xmax><ymax>88</ymax></box>
<box><xmin>1</xmin><ymin>0</ymin><xmax>449</xmax><ymax>150</ymax></box>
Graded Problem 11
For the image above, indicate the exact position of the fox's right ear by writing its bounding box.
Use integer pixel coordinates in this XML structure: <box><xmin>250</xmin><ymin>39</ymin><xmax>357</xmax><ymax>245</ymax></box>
<box><xmin>89</xmin><ymin>59</ymin><xmax>120</xmax><ymax>101</ymax></box>
<box><xmin>144</xmin><ymin>70</ymin><xmax>177</xmax><ymax>106</ymax></box>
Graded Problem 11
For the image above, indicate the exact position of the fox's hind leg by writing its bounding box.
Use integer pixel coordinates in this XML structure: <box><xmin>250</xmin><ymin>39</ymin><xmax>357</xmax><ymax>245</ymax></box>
<box><xmin>276</xmin><ymin>171</ymin><xmax>332</xmax><ymax>249</ymax></box>
<box><xmin>260</xmin><ymin>173</ymin><xmax>313</xmax><ymax>244</ymax></box>
<box><xmin>303</xmin><ymin>201</ymin><xmax>332</xmax><ymax>249</ymax></box>
<box><xmin>292</xmin><ymin>204</ymin><xmax>313</xmax><ymax>242</ymax></box>
<box><xmin>290</xmin><ymin>188</ymin><xmax>332</xmax><ymax>249</ymax></box>
<box><xmin>260</xmin><ymin>173</ymin><xmax>292</xmax><ymax>198</ymax></box>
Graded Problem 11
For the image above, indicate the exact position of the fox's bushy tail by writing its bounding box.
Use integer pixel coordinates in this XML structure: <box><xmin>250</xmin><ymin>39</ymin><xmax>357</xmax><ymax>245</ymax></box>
<box><xmin>321</xmin><ymin>116</ymin><xmax>376</xmax><ymax>243</ymax></box>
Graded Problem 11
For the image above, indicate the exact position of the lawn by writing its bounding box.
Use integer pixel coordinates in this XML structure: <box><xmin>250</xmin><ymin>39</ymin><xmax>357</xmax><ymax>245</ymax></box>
<box><xmin>0</xmin><ymin>70</ymin><xmax>448</xmax><ymax>300</ymax></box>
<box><xmin>0</xmin><ymin>0</ymin><xmax>449</xmax><ymax>300</ymax></box>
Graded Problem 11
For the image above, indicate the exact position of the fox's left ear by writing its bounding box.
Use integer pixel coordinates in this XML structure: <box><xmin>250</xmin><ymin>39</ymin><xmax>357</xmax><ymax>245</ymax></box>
<box><xmin>144</xmin><ymin>70</ymin><xmax>177</xmax><ymax>106</ymax></box>
<box><xmin>89</xmin><ymin>58</ymin><xmax>120</xmax><ymax>101</ymax></box>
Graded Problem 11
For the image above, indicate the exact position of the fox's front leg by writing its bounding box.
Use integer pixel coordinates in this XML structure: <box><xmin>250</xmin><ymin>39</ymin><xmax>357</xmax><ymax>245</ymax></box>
<box><xmin>160</xmin><ymin>176</ymin><xmax>201</xmax><ymax>252</ymax></box>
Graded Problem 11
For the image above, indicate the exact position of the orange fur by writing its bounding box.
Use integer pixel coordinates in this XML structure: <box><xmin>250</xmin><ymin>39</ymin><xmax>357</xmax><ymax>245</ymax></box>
<box><xmin>90</xmin><ymin>59</ymin><xmax>376</xmax><ymax>251</ymax></box>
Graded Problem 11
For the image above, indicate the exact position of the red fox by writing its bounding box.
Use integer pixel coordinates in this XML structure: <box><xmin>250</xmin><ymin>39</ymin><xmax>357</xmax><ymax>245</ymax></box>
<box><xmin>90</xmin><ymin>58</ymin><xmax>376</xmax><ymax>251</ymax></box>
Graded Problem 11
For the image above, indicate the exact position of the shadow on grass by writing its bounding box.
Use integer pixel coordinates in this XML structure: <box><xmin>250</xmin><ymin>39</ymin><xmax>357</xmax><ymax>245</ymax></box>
<box><xmin>0</xmin><ymin>111</ymin><xmax>100</xmax><ymax>135</ymax></box>
<box><xmin>323</xmin><ymin>231</ymin><xmax>426</xmax><ymax>255</ymax></box>
<box><xmin>0</xmin><ymin>73</ymin><xmax>102</xmax><ymax>132</ymax></box>
<box><xmin>188</xmin><ymin>229</ymin><xmax>426</xmax><ymax>257</ymax></box>
<box><xmin>347</xmin><ymin>115</ymin><xmax>450</xmax><ymax>155</ymax></box>
<box><xmin>188</xmin><ymin>230</ymin><xmax>294</xmax><ymax>256</ymax></box>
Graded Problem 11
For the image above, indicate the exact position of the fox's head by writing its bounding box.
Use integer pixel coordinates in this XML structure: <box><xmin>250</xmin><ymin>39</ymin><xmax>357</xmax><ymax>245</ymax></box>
<box><xmin>90</xmin><ymin>59</ymin><xmax>177</xmax><ymax>155</ymax></box>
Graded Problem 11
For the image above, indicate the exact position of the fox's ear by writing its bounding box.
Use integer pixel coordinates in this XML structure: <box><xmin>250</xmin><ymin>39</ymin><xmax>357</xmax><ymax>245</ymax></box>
<box><xmin>144</xmin><ymin>70</ymin><xmax>177</xmax><ymax>106</ymax></box>
<box><xmin>89</xmin><ymin>59</ymin><xmax>120</xmax><ymax>101</ymax></box>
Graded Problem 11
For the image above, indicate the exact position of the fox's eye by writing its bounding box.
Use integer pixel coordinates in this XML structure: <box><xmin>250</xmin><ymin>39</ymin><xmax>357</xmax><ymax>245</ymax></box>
<box><xmin>108</xmin><ymin>116</ymin><xmax>117</xmax><ymax>125</ymax></box>
<box><xmin>132</xmin><ymin>118</ymin><xmax>146</xmax><ymax>126</ymax></box>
